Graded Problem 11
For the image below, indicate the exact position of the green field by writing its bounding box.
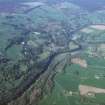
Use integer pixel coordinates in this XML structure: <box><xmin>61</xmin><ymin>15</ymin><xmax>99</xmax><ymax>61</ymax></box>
<box><xmin>39</xmin><ymin>54</ymin><xmax>105</xmax><ymax>105</ymax></box>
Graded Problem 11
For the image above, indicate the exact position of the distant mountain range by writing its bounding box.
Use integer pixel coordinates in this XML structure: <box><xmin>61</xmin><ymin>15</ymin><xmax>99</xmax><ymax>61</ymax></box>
<box><xmin>0</xmin><ymin>0</ymin><xmax>105</xmax><ymax>12</ymax></box>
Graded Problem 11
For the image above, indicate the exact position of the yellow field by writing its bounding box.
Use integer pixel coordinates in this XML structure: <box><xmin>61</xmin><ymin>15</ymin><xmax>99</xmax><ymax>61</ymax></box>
<box><xmin>80</xmin><ymin>24</ymin><xmax>105</xmax><ymax>33</ymax></box>
<box><xmin>79</xmin><ymin>85</ymin><xmax>105</xmax><ymax>96</ymax></box>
